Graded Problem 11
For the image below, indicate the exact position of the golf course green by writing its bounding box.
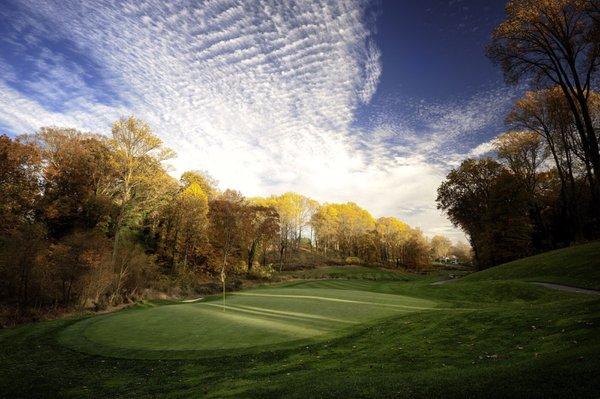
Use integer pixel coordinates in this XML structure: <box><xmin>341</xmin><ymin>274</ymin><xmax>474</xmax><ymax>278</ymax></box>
<box><xmin>59</xmin><ymin>286</ymin><xmax>437</xmax><ymax>357</ymax></box>
<box><xmin>2</xmin><ymin>243</ymin><xmax>599</xmax><ymax>398</ymax></box>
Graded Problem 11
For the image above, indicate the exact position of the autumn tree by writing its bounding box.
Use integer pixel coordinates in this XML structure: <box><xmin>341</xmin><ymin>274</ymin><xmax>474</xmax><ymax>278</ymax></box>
<box><xmin>507</xmin><ymin>88</ymin><xmax>596</xmax><ymax>239</ymax></box>
<box><xmin>437</xmin><ymin>158</ymin><xmax>532</xmax><ymax>269</ymax></box>
<box><xmin>209</xmin><ymin>190</ymin><xmax>245</xmax><ymax>307</ymax></box>
<box><xmin>430</xmin><ymin>235</ymin><xmax>452</xmax><ymax>260</ymax></box>
<box><xmin>495</xmin><ymin>130</ymin><xmax>554</xmax><ymax>245</ymax></box>
<box><xmin>108</xmin><ymin>117</ymin><xmax>177</xmax><ymax>303</ymax></box>
<box><xmin>375</xmin><ymin>217</ymin><xmax>410</xmax><ymax>266</ymax></box>
<box><xmin>0</xmin><ymin>135</ymin><xmax>42</xmax><ymax>233</ymax></box>
<box><xmin>47</xmin><ymin>230</ymin><xmax>113</xmax><ymax>307</ymax></box>
<box><xmin>0</xmin><ymin>223</ymin><xmax>47</xmax><ymax>310</ymax></box>
<box><xmin>451</xmin><ymin>241</ymin><xmax>473</xmax><ymax>264</ymax></box>
<box><xmin>0</xmin><ymin>135</ymin><xmax>44</xmax><ymax>310</ymax></box>
<box><xmin>110</xmin><ymin>116</ymin><xmax>176</xmax><ymax>261</ymax></box>
<box><xmin>239</xmin><ymin>205</ymin><xmax>279</xmax><ymax>271</ymax></box>
<box><xmin>494</xmin><ymin>131</ymin><xmax>548</xmax><ymax>194</ymax></box>
<box><xmin>28</xmin><ymin>128</ymin><xmax>116</xmax><ymax>238</ymax></box>
<box><xmin>488</xmin><ymin>0</ymin><xmax>600</xmax><ymax>201</ymax></box>
<box><xmin>335</xmin><ymin>202</ymin><xmax>376</xmax><ymax>258</ymax></box>
<box><xmin>403</xmin><ymin>229</ymin><xmax>431</xmax><ymax>270</ymax></box>
<box><xmin>180</xmin><ymin>170</ymin><xmax>219</xmax><ymax>200</ymax></box>
<box><xmin>159</xmin><ymin>182</ymin><xmax>210</xmax><ymax>275</ymax></box>
<box><xmin>254</xmin><ymin>193</ymin><xmax>318</xmax><ymax>268</ymax></box>
<box><xmin>311</xmin><ymin>204</ymin><xmax>339</xmax><ymax>254</ymax></box>
<box><xmin>176</xmin><ymin>183</ymin><xmax>209</xmax><ymax>269</ymax></box>
<box><xmin>312</xmin><ymin>202</ymin><xmax>376</xmax><ymax>261</ymax></box>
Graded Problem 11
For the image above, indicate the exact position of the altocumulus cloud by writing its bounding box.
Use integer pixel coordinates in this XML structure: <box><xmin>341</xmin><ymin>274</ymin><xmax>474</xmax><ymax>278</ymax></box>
<box><xmin>0</xmin><ymin>0</ymin><xmax>515</xmax><ymax>242</ymax></box>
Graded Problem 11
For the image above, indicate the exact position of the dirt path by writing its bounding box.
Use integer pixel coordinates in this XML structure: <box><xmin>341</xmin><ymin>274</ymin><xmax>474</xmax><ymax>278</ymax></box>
<box><xmin>432</xmin><ymin>279</ymin><xmax>600</xmax><ymax>295</ymax></box>
<box><xmin>531</xmin><ymin>282</ymin><xmax>600</xmax><ymax>295</ymax></box>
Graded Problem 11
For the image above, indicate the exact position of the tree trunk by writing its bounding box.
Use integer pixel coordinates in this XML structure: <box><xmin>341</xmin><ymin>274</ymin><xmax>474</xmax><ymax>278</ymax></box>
<box><xmin>111</xmin><ymin>209</ymin><xmax>126</xmax><ymax>270</ymax></box>
<box><xmin>221</xmin><ymin>251</ymin><xmax>227</xmax><ymax>311</ymax></box>
<box><xmin>110</xmin><ymin>261</ymin><xmax>128</xmax><ymax>306</ymax></box>
<box><xmin>247</xmin><ymin>240</ymin><xmax>257</xmax><ymax>271</ymax></box>
<box><xmin>279</xmin><ymin>242</ymin><xmax>286</xmax><ymax>272</ymax></box>
<box><xmin>558</xmin><ymin>82</ymin><xmax>600</xmax><ymax>208</ymax></box>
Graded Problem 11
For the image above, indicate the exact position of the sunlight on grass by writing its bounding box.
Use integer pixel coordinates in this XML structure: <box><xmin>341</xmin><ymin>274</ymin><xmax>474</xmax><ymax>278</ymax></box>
<box><xmin>59</xmin><ymin>284</ymin><xmax>436</xmax><ymax>356</ymax></box>
<box><xmin>233</xmin><ymin>292</ymin><xmax>436</xmax><ymax>310</ymax></box>
<box><xmin>230</xmin><ymin>304</ymin><xmax>358</xmax><ymax>324</ymax></box>
<box><xmin>203</xmin><ymin>304</ymin><xmax>326</xmax><ymax>336</ymax></box>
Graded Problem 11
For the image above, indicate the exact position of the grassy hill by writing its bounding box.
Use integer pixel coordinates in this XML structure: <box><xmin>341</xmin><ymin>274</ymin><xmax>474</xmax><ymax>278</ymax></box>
<box><xmin>1</xmin><ymin>247</ymin><xmax>599</xmax><ymax>398</ymax></box>
<box><xmin>462</xmin><ymin>241</ymin><xmax>600</xmax><ymax>290</ymax></box>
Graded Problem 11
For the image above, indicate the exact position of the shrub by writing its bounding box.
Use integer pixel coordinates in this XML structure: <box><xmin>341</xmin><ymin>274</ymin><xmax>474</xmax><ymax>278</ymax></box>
<box><xmin>344</xmin><ymin>256</ymin><xmax>362</xmax><ymax>265</ymax></box>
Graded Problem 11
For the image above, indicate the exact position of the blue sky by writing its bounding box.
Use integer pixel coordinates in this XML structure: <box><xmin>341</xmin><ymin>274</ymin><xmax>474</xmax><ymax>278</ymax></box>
<box><xmin>0</xmin><ymin>0</ymin><xmax>520</xmax><ymax>242</ymax></box>
<box><xmin>372</xmin><ymin>0</ymin><xmax>506</xmax><ymax>101</ymax></box>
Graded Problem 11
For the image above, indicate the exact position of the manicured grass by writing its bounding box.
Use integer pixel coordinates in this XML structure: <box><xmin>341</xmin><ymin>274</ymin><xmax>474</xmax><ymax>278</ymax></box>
<box><xmin>1</xmin><ymin>246</ymin><xmax>599</xmax><ymax>398</ymax></box>
<box><xmin>58</xmin><ymin>287</ymin><xmax>436</xmax><ymax>358</ymax></box>
<box><xmin>463</xmin><ymin>241</ymin><xmax>600</xmax><ymax>290</ymax></box>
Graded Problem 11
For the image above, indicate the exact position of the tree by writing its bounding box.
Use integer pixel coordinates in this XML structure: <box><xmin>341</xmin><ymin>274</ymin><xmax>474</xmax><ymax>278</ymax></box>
<box><xmin>495</xmin><ymin>131</ymin><xmax>548</xmax><ymax>195</ymax></box>
<box><xmin>451</xmin><ymin>242</ymin><xmax>473</xmax><ymax>264</ymax></box>
<box><xmin>437</xmin><ymin>158</ymin><xmax>532</xmax><ymax>269</ymax></box>
<box><xmin>255</xmin><ymin>193</ymin><xmax>318</xmax><ymax>269</ymax></box>
<box><xmin>375</xmin><ymin>217</ymin><xmax>410</xmax><ymax>266</ymax></box>
<box><xmin>311</xmin><ymin>204</ymin><xmax>339</xmax><ymax>254</ymax></box>
<box><xmin>0</xmin><ymin>135</ymin><xmax>42</xmax><ymax>234</ymax></box>
<box><xmin>311</xmin><ymin>202</ymin><xmax>377</xmax><ymax>262</ymax></box>
<box><xmin>507</xmin><ymin>88</ymin><xmax>595</xmax><ymax>239</ymax></box>
<box><xmin>110</xmin><ymin>116</ymin><xmax>176</xmax><ymax>260</ymax></box>
<box><xmin>209</xmin><ymin>190</ymin><xmax>244</xmax><ymax>309</ymax></box>
<box><xmin>48</xmin><ymin>230</ymin><xmax>113</xmax><ymax>307</ymax></box>
<box><xmin>335</xmin><ymin>202</ymin><xmax>376</xmax><ymax>258</ymax></box>
<box><xmin>0</xmin><ymin>222</ymin><xmax>46</xmax><ymax>311</ymax></box>
<box><xmin>109</xmin><ymin>116</ymin><xmax>176</xmax><ymax>304</ymax></box>
<box><xmin>160</xmin><ymin>182</ymin><xmax>210</xmax><ymax>274</ymax></box>
<box><xmin>430</xmin><ymin>235</ymin><xmax>452</xmax><ymax>260</ymax></box>
<box><xmin>403</xmin><ymin>229</ymin><xmax>430</xmax><ymax>270</ymax></box>
<box><xmin>0</xmin><ymin>135</ymin><xmax>45</xmax><ymax>310</ymax></box>
<box><xmin>488</xmin><ymin>0</ymin><xmax>600</xmax><ymax>202</ymax></box>
<box><xmin>29</xmin><ymin>128</ymin><xmax>116</xmax><ymax>238</ymax></box>
<box><xmin>180</xmin><ymin>170</ymin><xmax>219</xmax><ymax>200</ymax></box>
<box><xmin>239</xmin><ymin>205</ymin><xmax>279</xmax><ymax>271</ymax></box>
<box><xmin>495</xmin><ymin>130</ymin><xmax>553</xmax><ymax>246</ymax></box>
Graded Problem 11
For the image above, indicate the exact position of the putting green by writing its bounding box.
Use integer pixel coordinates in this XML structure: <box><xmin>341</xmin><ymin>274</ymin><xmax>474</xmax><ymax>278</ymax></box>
<box><xmin>59</xmin><ymin>284</ymin><xmax>437</xmax><ymax>358</ymax></box>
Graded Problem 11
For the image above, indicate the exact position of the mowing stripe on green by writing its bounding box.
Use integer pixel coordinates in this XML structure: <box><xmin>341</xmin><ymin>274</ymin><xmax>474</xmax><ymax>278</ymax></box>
<box><xmin>232</xmin><ymin>292</ymin><xmax>437</xmax><ymax>310</ymax></box>
<box><xmin>58</xmin><ymin>284</ymin><xmax>438</xmax><ymax>358</ymax></box>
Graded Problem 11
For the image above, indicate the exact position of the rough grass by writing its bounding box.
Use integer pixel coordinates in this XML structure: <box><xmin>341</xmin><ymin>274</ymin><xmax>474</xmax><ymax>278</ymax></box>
<box><xmin>1</xmin><ymin>245</ymin><xmax>599</xmax><ymax>398</ymax></box>
<box><xmin>463</xmin><ymin>241</ymin><xmax>600</xmax><ymax>290</ymax></box>
<box><xmin>278</xmin><ymin>265</ymin><xmax>414</xmax><ymax>281</ymax></box>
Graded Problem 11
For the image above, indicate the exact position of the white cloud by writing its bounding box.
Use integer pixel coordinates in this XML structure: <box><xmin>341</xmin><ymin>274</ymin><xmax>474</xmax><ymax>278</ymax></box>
<box><xmin>469</xmin><ymin>139</ymin><xmax>496</xmax><ymax>158</ymax></box>
<box><xmin>0</xmin><ymin>0</ymin><xmax>515</xmax><ymax>244</ymax></box>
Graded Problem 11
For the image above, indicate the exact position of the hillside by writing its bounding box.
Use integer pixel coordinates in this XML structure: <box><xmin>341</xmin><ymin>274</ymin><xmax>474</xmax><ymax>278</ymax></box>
<box><xmin>2</xmin><ymin>254</ymin><xmax>599</xmax><ymax>397</ymax></box>
<box><xmin>462</xmin><ymin>242</ymin><xmax>600</xmax><ymax>290</ymax></box>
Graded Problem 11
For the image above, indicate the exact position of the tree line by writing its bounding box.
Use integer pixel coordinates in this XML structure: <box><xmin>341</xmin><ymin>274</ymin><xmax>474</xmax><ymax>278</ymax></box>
<box><xmin>437</xmin><ymin>0</ymin><xmax>600</xmax><ymax>269</ymax></box>
<box><xmin>1</xmin><ymin>118</ymin><xmax>466</xmax><ymax>320</ymax></box>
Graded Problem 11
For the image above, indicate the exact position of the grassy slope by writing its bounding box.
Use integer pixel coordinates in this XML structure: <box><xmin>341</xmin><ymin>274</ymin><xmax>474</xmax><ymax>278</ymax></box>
<box><xmin>278</xmin><ymin>265</ymin><xmax>415</xmax><ymax>281</ymax></box>
<box><xmin>1</xmin><ymin>249</ymin><xmax>599</xmax><ymax>398</ymax></box>
<box><xmin>463</xmin><ymin>241</ymin><xmax>600</xmax><ymax>290</ymax></box>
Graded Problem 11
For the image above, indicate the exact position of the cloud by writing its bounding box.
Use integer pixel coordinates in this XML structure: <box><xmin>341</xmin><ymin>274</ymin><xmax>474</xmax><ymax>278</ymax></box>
<box><xmin>0</xmin><ymin>0</ymin><xmax>514</xmax><ymax>243</ymax></box>
<box><xmin>468</xmin><ymin>139</ymin><xmax>496</xmax><ymax>158</ymax></box>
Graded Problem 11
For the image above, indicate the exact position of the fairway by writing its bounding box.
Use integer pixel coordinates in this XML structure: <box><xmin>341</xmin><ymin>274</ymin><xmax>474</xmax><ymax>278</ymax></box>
<box><xmin>4</xmin><ymin>258</ymin><xmax>600</xmax><ymax>398</ymax></box>
<box><xmin>59</xmin><ymin>284</ymin><xmax>437</xmax><ymax>358</ymax></box>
